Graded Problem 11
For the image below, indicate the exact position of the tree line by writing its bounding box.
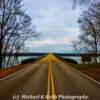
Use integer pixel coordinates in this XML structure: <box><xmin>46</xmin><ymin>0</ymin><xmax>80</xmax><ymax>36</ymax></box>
<box><xmin>0</xmin><ymin>0</ymin><xmax>36</xmax><ymax>68</ymax></box>
<box><xmin>73</xmin><ymin>0</ymin><xmax>100</xmax><ymax>63</ymax></box>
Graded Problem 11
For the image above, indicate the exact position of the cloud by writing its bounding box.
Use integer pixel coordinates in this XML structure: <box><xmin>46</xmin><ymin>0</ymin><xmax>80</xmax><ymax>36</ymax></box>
<box><xmin>23</xmin><ymin>0</ymin><xmax>81</xmax><ymax>53</ymax></box>
<box><xmin>25</xmin><ymin>38</ymin><xmax>70</xmax><ymax>47</ymax></box>
<box><xmin>25</xmin><ymin>36</ymin><xmax>75</xmax><ymax>53</ymax></box>
<box><xmin>33</xmin><ymin>8</ymin><xmax>81</xmax><ymax>38</ymax></box>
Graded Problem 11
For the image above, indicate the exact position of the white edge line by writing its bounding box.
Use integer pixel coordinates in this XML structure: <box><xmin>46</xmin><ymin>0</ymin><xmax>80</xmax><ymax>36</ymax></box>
<box><xmin>0</xmin><ymin>56</ymin><xmax>42</xmax><ymax>81</ymax></box>
<box><xmin>0</xmin><ymin>66</ymin><xmax>28</xmax><ymax>81</ymax></box>
<box><xmin>0</xmin><ymin>63</ymin><xmax>37</xmax><ymax>81</ymax></box>
<box><xmin>70</xmin><ymin>66</ymin><xmax>100</xmax><ymax>85</ymax></box>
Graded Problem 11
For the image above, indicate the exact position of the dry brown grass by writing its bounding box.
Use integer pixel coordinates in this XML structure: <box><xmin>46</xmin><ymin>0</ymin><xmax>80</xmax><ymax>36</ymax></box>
<box><xmin>0</xmin><ymin>63</ymin><xmax>33</xmax><ymax>79</ymax></box>
<box><xmin>71</xmin><ymin>64</ymin><xmax>100</xmax><ymax>82</ymax></box>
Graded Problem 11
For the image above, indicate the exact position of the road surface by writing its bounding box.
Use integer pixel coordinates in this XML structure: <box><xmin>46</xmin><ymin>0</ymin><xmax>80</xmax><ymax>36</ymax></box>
<box><xmin>0</xmin><ymin>54</ymin><xmax>100</xmax><ymax>100</ymax></box>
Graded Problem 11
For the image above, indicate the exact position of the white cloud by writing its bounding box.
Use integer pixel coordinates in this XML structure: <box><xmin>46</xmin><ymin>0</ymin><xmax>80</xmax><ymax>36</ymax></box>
<box><xmin>25</xmin><ymin>35</ymin><xmax>76</xmax><ymax>53</ymax></box>
<box><xmin>23</xmin><ymin>0</ymin><xmax>81</xmax><ymax>53</ymax></box>
<box><xmin>25</xmin><ymin>37</ymin><xmax>71</xmax><ymax>48</ymax></box>
<box><xmin>33</xmin><ymin>8</ymin><xmax>81</xmax><ymax>38</ymax></box>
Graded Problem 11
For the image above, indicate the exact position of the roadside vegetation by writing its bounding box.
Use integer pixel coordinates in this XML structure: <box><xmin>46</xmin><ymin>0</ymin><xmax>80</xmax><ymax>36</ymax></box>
<box><xmin>0</xmin><ymin>63</ymin><xmax>31</xmax><ymax>79</ymax></box>
<box><xmin>0</xmin><ymin>56</ymin><xmax>44</xmax><ymax>79</ymax></box>
<box><xmin>55</xmin><ymin>55</ymin><xmax>78</xmax><ymax>64</ymax></box>
<box><xmin>73</xmin><ymin>0</ymin><xmax>100</xmax><ymax>64</ymax></box>
<box><xmin>0</xmin><ymin>0</ymin><xmax>37</xmax><ymax>69</ymax></box>
<box><xmin>21</xmin><ymin>58</ymin><xmax>38</xmax><ymax>64</ymax></box>
<box><xmin>0</xmin><ymin>57</ymin><xmax>38</xmax><ymax>79</ymax></box>
<box><xmin>71</xmin><ymin>64</ymin><xmax>100</xmax><ymax>70</ymax></box>
<box><xmin>70</xmin><ymin>64</ymin><xmax>100</xmax><ymax>82</ymax></box>
<box><xmin>60</xmin><ymin>58</ymin><xmax>78</xmax><ymax>64</ymax></box>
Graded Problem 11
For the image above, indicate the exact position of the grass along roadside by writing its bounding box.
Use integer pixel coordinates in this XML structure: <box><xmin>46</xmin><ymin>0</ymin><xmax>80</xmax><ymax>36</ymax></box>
<box><xmin>0</xmin><ymin>56</ymin><xmax>44</xmax><ymax>79</ymax></box>
<box><xmin>0</xmin><ymin>63</ymin><xmax>35</xmax><ymax>79</ymax></box>
<box><xmin>70</xmin><ymin>64</ymin><xmax>100</xmax><ymax>82</ymax></box>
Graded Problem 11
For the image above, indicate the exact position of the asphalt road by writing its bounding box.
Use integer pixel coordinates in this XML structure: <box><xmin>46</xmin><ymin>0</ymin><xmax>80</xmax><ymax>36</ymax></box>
<box><xmin>0</xmin><ymin>54</ymin><xmax>100</xmax><ymax>100</ymax></box>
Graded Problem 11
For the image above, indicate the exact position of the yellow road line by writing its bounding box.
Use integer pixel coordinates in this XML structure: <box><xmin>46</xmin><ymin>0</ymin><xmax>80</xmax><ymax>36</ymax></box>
<box><xmin>47</xmin><ymin>63</ymin><xmax>51</xmax><ymax>100</ymax></box>
<box><xmin>47</xmin><ymin>59</ymin><xmax>56</xmax><ymax>100</ymax></box>
<box><xmin>50</xmin><ymin>65</ymin><xmax>56</xmax><ymax>100</ymax></box>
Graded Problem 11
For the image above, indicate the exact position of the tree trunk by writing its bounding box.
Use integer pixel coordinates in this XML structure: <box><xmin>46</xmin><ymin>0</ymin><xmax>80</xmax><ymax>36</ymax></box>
<box><xmin>94</xmin><ymin>33</ymin><xmax>98</xmax><ymax>64</ymax></box>
<box><xmin>0</xmin><ymin>39</ymin><xmax>3</xmax><ymax>69</ymax></box>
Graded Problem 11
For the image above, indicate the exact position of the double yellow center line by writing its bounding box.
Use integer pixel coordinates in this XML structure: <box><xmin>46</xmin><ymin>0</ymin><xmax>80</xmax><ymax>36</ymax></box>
<box><xmin>47</xmin><ymin>60</ymin><xmax>56</xmax><ymax>100</ymax></box>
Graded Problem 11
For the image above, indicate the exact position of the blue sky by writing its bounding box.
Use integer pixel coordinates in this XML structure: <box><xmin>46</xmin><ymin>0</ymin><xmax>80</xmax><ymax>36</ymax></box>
<box><xmin>23</xmin><ymin>0</ymin><xmax>82</xmax><ymax>53</ymax></box>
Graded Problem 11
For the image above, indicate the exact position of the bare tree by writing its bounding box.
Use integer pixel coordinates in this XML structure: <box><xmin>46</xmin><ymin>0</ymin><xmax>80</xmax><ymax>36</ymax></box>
<box><xmin>0</xmin><ymin>0</ymin><xmax>36</xmax><ymax>68</ymax></box>
<box><xmin>75</xmin><ymin>2</ymin><xmax>100</xmax><ymax>63</ymax></box>
<box><xmin>72</xmin><ymin>0</ymin><xmax>98</xmax><ymax>6</ymax></box>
